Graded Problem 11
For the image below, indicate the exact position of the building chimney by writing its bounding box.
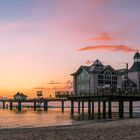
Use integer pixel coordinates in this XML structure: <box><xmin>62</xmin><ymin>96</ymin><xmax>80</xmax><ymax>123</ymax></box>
<box><xmin>126</xmin><ymin>63</ymin><xmax>128</xmax><ymax>70</ymax></box>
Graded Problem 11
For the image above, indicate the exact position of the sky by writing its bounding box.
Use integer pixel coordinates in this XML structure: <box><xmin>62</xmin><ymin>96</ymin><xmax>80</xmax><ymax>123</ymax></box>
<box><xmin>0</xmin><ymin>0</ymin><xmax>140</xmax><ymax>98</ymax></box>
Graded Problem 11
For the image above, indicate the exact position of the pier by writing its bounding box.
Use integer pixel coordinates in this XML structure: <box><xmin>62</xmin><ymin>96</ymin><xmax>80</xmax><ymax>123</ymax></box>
<box><xmin>0</xmin><ymin>98</ymin><xmax>68</xmax><ymax>113</ymax></box>
<box><xmin>68</xmin><ymin>92</ymin><xmax>140</xmax><ymax>119</ymax></box>
<box><xmin>1</xmin><ymin>93</ymin><xmax>140</xmax><ymax>119</ymax></box>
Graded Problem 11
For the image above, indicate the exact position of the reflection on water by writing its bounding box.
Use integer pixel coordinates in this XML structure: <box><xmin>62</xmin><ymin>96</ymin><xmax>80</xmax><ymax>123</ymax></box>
<box><xmin>0</xmin><ymin>101</ymin><xmax>140</xmax><ymax>128</ymax></box>
<box><xmin>0</xmin><ymin>108</ymin><xmax>74</xmax><ymax>128</ymax></box>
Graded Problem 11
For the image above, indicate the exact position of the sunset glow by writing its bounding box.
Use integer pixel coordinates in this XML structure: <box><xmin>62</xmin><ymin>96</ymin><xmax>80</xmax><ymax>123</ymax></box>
<box><xmin>0</xmin><ymin>0</ymin><xmax>140</xmax><ymax>97</ymax></box>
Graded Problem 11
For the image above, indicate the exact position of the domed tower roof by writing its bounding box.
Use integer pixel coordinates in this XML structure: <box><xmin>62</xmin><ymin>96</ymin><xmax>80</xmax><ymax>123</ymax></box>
<box><xmin>133</xmin><ymin>51</ymin><xmax>140</xmax><ymax>59</ymax></box>
<box><xmin>129</xmin><ymin>52</ymin><xmax>140</xmax><ymax>72</ymax></box>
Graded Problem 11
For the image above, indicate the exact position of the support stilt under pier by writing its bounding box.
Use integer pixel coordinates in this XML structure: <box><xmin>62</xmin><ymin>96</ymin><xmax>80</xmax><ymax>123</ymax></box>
<box><xmin>129</xmin><ymin>101</ymin><xmax>133</xmax><ymax>118</ymax></box>
<box><xmin>98</xmin><ymin>101</ymin><xmax>101</xmax><ymax>119</ymax></box>
<box><xmin>78</xmin><ymin>101</ymin><xmax>80</xmax><ymax>114</ymax></box>
<box><xmin>82</xmin><ymin>101</ymin><xmax>84</xmax><ymax>114</ymax></box>
<box><xmin>44</xmin><ymin>100</ymin><xmax>48</xmax><ymax>111</ymax></box>
<box><xmin>103</xmin><ymin>101</ymin><xmax>106</xmax><ymax>119</ymax></box>
<box><xmin>71</xmin><ymin>100</ymin><xmax>74</xmax><ymax>115</ymax></box>
<box><xmin>108</xmin><ymin>100</ymin><xmax>112</xmax><ymax>119</ymax></box>
<box><xmin>92</xmin><ymin>101</ymin><xmax>94</xmax><ymax>117</ymax></box>
<box><xmin>119</xmin><ymin>100</ymin><xmax>124</xmax><ymax>118</ymax></box>
<box><xmin>3</xmin><ymin>101</ymin><xmax>5</xmax><ymax>109</ymax></box>
<box><xmin>10</xmin><ymin>101</ymin><xmax>13</xmax><ymax>110</ymax></box>
<box><xmin>61</xmin><ymin>101</ymin><xmax>64</xmax><ymax>113</ymax></box>
<box><xmin>88</xmin><ymin>100</ymin><xmax>91</xmax><ymax>115</ymax></box>
<box><xmin>34</xmin><ymin>101</ymin><xmax>36</xmax><ymax>110</ymax></box>
<box><xmin>18</xmin><ymin>101</ymin><xmax>21</xmax><ymax>110</ymax></box>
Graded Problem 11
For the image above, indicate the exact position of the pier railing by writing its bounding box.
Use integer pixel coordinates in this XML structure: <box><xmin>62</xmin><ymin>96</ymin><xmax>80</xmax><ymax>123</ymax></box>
<box><xmin>69</xmin><ymin>91</ymin><xmax>140</xmax><ymax>98</ymax></box>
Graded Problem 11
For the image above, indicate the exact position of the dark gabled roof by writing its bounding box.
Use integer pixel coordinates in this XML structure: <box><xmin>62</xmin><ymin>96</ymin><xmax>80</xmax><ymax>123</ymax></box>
<box><xmin>71</xmin><ymin>65</ymin><xmax>90</xmax><ymax>75</ymax></box>
<box><xmin>71</xmin><ymin>59</ymin><xmax>120</xmax><ymax>75</ymax></box>
<box><xmin>89</xmin><ymin>59</ymin><xmax>104</xmax><ymax>72</ymax></box>
<box><xmin>13</xmin><ymin>92</ymin><xmax>27</xmax><ymax>97</ymax></box>
<box><xmin>100</xmin><ymin>65</ymin><xmax>120</xmax><ymax>74</ymax></box>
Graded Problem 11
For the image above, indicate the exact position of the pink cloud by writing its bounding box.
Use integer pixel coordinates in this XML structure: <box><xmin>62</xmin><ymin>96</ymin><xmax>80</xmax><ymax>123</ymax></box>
<box><xmin>78</xmin><ymin>45</ymin><xmax>139</xmax><ymax>52</ymax></box>
<box><xmin>88</xmin><ymin>32</ymin><xmax>113</xmax><ymax>41</ymax></box>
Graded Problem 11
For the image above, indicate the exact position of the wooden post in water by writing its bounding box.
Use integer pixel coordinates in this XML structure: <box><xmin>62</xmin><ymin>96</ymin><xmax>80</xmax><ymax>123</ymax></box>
<box><xmin>61</xmin><ymin>100</ymin><xmax>64</xmax><ymax>113</ymax></box>
<box><xmin>98</xmin><ymin>101</ymin><xmax>101</xmax><ymax>119</ymax></box>
<box><xmin>78</xmin><ymin>101</ymin><xmax>80</xmax><ymax>114</ymax></box>
<box><xmin>3</xmin><ymin>101</ymin><xmax>5</xmax><ymax>109</ymax></box>
<box><xmin>34</xmin><ymin>101</ymin><xmax>36</xmax><ymax>110</ymax></box>
<box><xmin>82</xmin><ymin>101</ymin><xmax>84</xmax><ymax>114</ymax></box>
<box><xmin>44</xmin><ymin>100</ymin><xmax>48</xmax><ymax>111</ymax></box>
<box><xmin>18</xmin><ymin>100</ymin><xmax>21</xmax><ymax>110</ymax></box>
<box><xmin>92</xmin><ymin>101</ymin><xmax>94</xmax><ymax>118</ymax></box>
<box><xmin>88</xmin><ymin>100</ymin><xmax>91</xmax><ymax>115</ymax></box>
<box><xmin>108</xmin><ymin>100</ymin><xmax>112</xmax><ymax>119</ymax></box>
<box><xmin>129</xmin><ymin>101</ymin><xmax>133</xmax><ymax>118</ymax></box>
<box><xmin>71</xmin><ymin>100</ymin><xmax>74</xmax><ymax>115</ymax></box>
<box><xmin>119</xmin><ymin>100</ymin><xmax>124</xmax><ymax>118</ymax></box>
<box><xmin>10</xmin><ymin>101</ymin><xmax>13</xmax><ymax>110</ymax></box>
<box><xmin>103</xmin><ymin>101</ymin><xmax>106</xmax><ymax>119</ymax></box>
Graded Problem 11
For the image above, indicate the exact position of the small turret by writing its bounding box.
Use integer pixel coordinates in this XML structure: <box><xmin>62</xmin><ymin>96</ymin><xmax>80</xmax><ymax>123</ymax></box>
<box><xmin>129</xmin><ymin>52</ymin><xmax>140</xmax><ymax>72</ymax></box>
<box><xmin>134</xmin><ymin>51</ymin><xmax>140</xmax><ymax>63</ymax></box>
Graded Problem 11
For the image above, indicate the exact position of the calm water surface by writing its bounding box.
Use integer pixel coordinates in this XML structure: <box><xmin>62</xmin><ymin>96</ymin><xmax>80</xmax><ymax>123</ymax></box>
<box><xmin>0</xmin><ymin>101</ymin><xmax>140</xmax><ymax>128</ymax></box>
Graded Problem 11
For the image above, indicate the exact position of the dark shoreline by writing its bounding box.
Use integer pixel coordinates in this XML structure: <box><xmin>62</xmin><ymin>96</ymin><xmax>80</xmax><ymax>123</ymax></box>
<box><xmin>0</xmin><ymin>118</ymin><xmax>140</xmax><ymax>140</ymax></box>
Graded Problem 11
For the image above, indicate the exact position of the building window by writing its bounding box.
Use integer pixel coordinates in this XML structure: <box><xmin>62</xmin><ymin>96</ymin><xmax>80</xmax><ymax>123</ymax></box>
<box><xmin>98</xmin><ymin>70</ymin><xmax>118</xmax><ymax>86</ymax></box>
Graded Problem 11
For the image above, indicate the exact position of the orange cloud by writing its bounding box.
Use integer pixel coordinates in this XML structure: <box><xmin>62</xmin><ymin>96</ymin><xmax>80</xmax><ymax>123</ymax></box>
<box><xmin>78</xmin><ymin>45</ymin><xmax>139</xmax><ymax>52</ymax></box>
<box><xmin>88</xmin><ymin>32</ymin><xmax>113</xmax><ymax>41</ymax></box>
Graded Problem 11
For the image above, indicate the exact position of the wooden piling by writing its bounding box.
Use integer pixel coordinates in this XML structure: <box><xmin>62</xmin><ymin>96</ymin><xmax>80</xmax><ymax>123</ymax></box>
<box><xmin>88</xmin><ymin>100</ymin><xmax>91</xmax><ymax>115</ymax></box>
<box><xmin>61</xmin><ymin>101</ymin><xmax>64</xmax><ymax>113</ymax></box>
<box><xmin>10</xmin><ymin>101</ymin><xmax>13</xmax><ymax>110</ymax></box>
<box><xmin>119</xmin><ymin>100</ymin><xmax>124</xmax><ymax>118</ymax></box>
<box><xmin>71</xmin><ymin>100</ymin><xmax>74</xmax><ymax>115</ymax></box>
<box><xmin>78</xmin><ymin>101</ymin><xmax>80</xmax><ymax>114</ymax></box>
<box><xmin>82</xmin><ymin>101</ymin><xmax>84</xmax><ymax>114</ymax></box>
<box><xmin>18</xmin><ymin>101</ymin><xmax>21</xmax><ymax>110</ymax></box>
<box><xmin>98</xmin><ymin>101</ymin><xmax>101</xmax><ymax>119</ymax></box>
<box><xmin>3</xmin><ymin>101</ymin><xmax>5</xmax><ymax>109</ymax></box>
<box><xmin>129</xmin><ymin>101</ymin><xmax>133</xmax><ymax>118</ymax></box>
<box><xmin>92</xmin><ymin>101</ymin><xmax>94</xmax><ymax>118</ymax></box>
<box><xmin>103</xmin><ymin>101</ymin><xmax>106</xmax><ymax>119</ymax></box>
<box><xmin>34</xmin><ymin>101</ymin><xmax>36</xmax><ymax>110</ymax></box>
<box><xmin>44</xmin><ymin>100</ymin><xmax>48</xmax><ymax>111</ymax></box>
<box><xmin>108</xmin><ymin>100</ymin><xmax>112</xmax><ymax>119</ymax></box>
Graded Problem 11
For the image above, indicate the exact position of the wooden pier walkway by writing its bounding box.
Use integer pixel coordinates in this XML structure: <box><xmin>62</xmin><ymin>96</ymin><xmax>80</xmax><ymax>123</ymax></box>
<box><xmin>1</xmin><ymin>92</ymin><xmax>140</xmax><ymax>120</ymax></box>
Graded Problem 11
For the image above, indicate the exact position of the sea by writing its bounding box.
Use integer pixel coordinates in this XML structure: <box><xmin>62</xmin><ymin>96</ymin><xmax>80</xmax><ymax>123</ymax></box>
<box><xmin>0</xmin><ymin>101</ymin><xmax>140</xmax><ymax>128</ymax></box>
